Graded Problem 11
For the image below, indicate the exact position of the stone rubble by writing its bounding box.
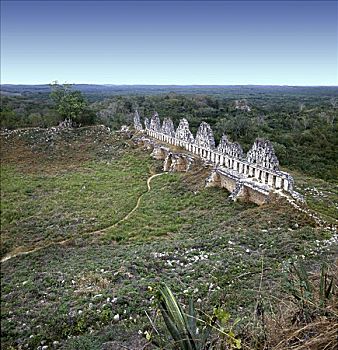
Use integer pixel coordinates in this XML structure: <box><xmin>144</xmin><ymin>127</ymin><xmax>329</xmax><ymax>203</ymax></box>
<box><xmin>58</xmin><ymin>118</ymin><xmax>73</xmax><ymax>128</ymax></box>
<box><xmin>163</xmin><ymin>153</ymin><xmax>194</xmax><ymax>172</ymax></box>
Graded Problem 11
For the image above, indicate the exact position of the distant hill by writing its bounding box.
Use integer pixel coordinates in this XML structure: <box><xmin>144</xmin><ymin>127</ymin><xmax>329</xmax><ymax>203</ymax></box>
<box><xmin>1</xmin><ymin>84</ymin><xmax>338</xmax><ymax>97</ymax></box>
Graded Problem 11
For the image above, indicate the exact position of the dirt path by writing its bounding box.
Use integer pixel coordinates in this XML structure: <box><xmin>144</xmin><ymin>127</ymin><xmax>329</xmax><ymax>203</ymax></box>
<box><xmin>1</xmin><ymin>173</ymin><xmax>166</xmax><ymax>263</ymax></box>
<box><xmin>86</xmin><ymin>172</ymin><xmax>165</xmax><ymax>236</ymax></box>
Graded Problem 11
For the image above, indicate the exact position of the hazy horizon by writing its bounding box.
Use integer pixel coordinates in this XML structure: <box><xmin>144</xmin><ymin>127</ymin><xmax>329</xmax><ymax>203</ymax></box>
<box><xmin>1</xmin><ymin>83</ymin><xmax>338</xmax><ymax>87</ymax></box>
<box><xmin>1</xmin><ymin>1</ymin><xmax>337</xmax><ymax>86</ymax></box>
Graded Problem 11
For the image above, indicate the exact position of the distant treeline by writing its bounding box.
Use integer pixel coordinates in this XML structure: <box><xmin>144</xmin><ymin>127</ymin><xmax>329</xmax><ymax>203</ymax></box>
<box><xmin>1</xmin><ymin>86</ymin><xmax>337</xmax><ymax>180</ymax></box>
<box><xmin>2</xmin><ymin>84</ymin><xmax>338</xmax><ymax>97</ymax></box>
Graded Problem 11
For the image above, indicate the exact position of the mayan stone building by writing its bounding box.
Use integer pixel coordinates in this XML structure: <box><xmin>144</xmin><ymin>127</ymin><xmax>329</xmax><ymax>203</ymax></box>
<box><xmin>134</xmin><ymin>111</ymin><xmax>301</xmax><ymax>205</ymax></box>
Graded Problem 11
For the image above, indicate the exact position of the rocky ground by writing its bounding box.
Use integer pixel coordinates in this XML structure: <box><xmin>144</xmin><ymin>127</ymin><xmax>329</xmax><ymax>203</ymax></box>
<box><xmin>1</xmin><ymin>126</ymin><xmax>337</xmax><ymax>349</ymax></box>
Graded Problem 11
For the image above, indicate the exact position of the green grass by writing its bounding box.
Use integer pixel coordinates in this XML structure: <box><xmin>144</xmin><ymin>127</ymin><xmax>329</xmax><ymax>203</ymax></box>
<box><xmin>291</xmin><ymin>170</ymin><xmax>338</xmax><ymax>223</ymax></box>
<box><xmin>1</xmin><ymin>155</ymin><xmax>153</xmax><ymax>256</ymax></box>
<box><xmin>1</xmin><ymin>127</ymin><xmax>336</xmax><ymax>350</ymax></box>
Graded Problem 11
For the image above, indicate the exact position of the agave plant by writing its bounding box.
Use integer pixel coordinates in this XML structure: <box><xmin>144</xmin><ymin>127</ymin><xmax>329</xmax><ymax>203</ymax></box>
<box><xmin>286</xmin><ymin>262</ymin><xmax>335</xmax><ymax>324</ymax></box>
<box><xmin>319</xmin><ymin>262</ymin><xmax>335</xmax><ymax>307</ymax></box>
<box><xmin>148</xmin><ymin>284</ymin><xmax>241</xmax><ymax>350</ymax></box>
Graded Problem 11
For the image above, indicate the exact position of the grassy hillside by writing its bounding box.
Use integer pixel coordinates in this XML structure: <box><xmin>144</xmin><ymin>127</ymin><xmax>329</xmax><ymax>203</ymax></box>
<box><xmin>1</xmin><ymin>127</ymin><xmax>337</xmax><ymax>349</ymax></box>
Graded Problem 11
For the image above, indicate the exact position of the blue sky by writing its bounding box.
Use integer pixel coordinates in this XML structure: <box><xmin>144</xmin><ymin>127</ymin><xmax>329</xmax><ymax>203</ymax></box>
<box><xmin>1</xmin><ymin>0</ymin><xmax>337</xmax><ymax>85</ymax></box>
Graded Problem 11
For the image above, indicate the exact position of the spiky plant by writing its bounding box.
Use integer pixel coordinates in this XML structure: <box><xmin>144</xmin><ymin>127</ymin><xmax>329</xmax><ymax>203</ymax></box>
<box><xmin>286</xmin><ymin>262</ymin><xmax>335</xmax><ymax>324</ymax></box>
<box><xmin>148</xmin><ymin>284</ymin><xmax>241</xmax><ymax>350</ymax></box>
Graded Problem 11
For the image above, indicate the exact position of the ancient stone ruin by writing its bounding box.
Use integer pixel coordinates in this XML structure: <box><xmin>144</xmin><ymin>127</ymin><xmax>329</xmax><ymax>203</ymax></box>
<box><xmin>149</xmin><ymin>112</ymin><xmax>161</xmax><ymax>132</ymax></box>
<box><xmin>58</xmin><ymin>118</ymin><xmax>73</xmax><ymax>128</ymax></box>
<box><xmin>133</xmin><ymin>110</ymin><xmax>143</xmax><ymax>131</ymax></box>
<box><xmin>144</xmin><ymin>117</ymin><xmax>150</xmax><ymax>130</ymax></box>
<box><xmin>175</xmin><ymin>118</ymin><xmax>194</xmax><ymax>144</ymax></box>
<box><xmin>134</xmin><ymin>111</ymin><xmax>302</xmax><ymax>205</ymax></box>
<box><xmin>246</xmin><ymin>139</ymin><xmax>279</xmax><ymax>171</ymax></box>
<box><xmin>161</xmin><ymin>118</ymin><xmax>175</xmax><ymax>137</ymax></box>
<box><xmin>235</xmin><ymin>99</ymin><xmax>251</xmax><ymax>112</ymax></box>
<box><xmin>195</xmin><ymin>121</ymin><xmax>216</xmax><ymax>149</ymax></box>
<box><xmin>217</xmin><ymin>135</ymin><xmax>243</xmax><ymax>159</ymax></box>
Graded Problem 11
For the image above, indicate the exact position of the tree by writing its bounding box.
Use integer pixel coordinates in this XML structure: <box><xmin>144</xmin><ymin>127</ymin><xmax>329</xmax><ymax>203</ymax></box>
<box><xmin>49</xmin><ymin>81</ymin><xmax>90</xmax><ymax>125</ymax></box>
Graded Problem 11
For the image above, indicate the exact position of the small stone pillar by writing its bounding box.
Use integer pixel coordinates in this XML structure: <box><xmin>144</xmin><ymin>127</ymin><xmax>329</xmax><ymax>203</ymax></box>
<box><xmin>275</xmin><ymin>176</ymin><xmax>282</xmax><ymax>189</ymax></box>
<box><xmin>249</xmin><ymin>166</ymin><xmax>254</xmax><ymax>177</ymax></box>
<box><xmin>268</xmin><ymin>173</ymin><xmax>274</xmax><ymax>186</ymax></box>
<box><xmin>283</xmin><ymin>178</ymin><xmax>289</xmax><ymax>191</ymax></box>
<box><xmin>244</xmin><ymin>164</ymin><xmax>249</xmax><ymax>175</ymax></box>
<box><xmin>260</xmin><ymin>171</ymin><xmax>266</xmax><ymax>184</ymax></box>
<box><xmin>225</xmin><ymin>157</ymin><xmax>230</xmax><ymax>168</ymax></box>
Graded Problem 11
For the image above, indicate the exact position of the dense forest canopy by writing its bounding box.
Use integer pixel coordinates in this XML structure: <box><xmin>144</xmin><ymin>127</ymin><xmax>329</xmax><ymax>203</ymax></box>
<box><xmin>1</xmin><ymin>85</ymin><xmax>337</xmax><ymax>181</ymax></box>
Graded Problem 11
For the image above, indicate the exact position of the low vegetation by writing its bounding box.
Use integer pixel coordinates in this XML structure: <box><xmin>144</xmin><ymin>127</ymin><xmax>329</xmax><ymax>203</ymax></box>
<box><xmin>1</xmin><ymin>127</ymin><xmax>336</xmax><ymax>349</ymax></box>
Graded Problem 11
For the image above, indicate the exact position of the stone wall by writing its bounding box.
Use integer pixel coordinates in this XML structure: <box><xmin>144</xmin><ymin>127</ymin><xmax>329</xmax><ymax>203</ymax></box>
<box><xmin>134</xmin><ymin>111</ymin><xmax>303</xmax><ymax>204</ymax></box>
